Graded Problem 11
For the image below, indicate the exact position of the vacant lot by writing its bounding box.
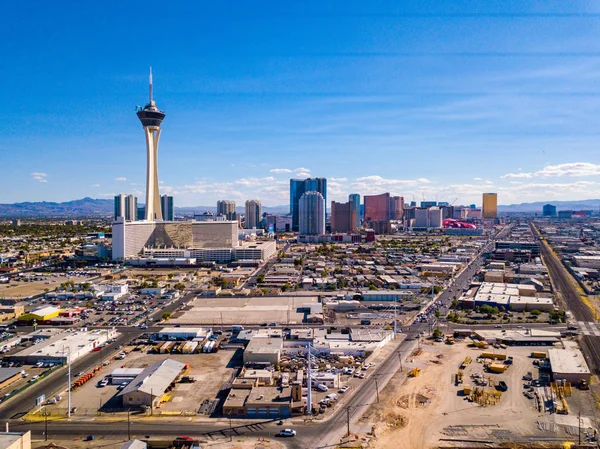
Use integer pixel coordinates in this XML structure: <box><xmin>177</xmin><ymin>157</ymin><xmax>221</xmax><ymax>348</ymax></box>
<box><xmin>1</xmin><ymin>274</ymin><xmax>97</xmax><ymax>300</ymax></box>
<box><xmin>362</xmin><ymin>341</ymin><xmax>597</xmax><ymax>448</ymax></box>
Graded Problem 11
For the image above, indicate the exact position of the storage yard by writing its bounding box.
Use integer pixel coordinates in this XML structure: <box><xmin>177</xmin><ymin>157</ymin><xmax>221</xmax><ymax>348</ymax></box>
<box><xmin>55</xmin><ymin>347</ymin><xmax>239</xmax><ymax>416</ymax></box>
<box><xmin>362</xmin><ymin>339</ymin><xmax>599</xmax><ymax>449</ymax></box>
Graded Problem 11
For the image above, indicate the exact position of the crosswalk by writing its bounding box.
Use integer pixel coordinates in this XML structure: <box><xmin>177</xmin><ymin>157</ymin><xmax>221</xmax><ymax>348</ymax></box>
<box><xmin>577</xmin><ymin>321</ymin><xmax>600</xmax><ymax>336</ymax></box>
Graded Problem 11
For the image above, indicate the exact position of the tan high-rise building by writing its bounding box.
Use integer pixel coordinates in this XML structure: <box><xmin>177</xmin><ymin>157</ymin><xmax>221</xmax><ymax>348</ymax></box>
<box><xmin>482</xmin><ymin>193</ymin><xmax>498</xmax><ymax>218</ymax></box>
<box><xmin>245</xmin><ymin>200</ymin><xmax>262</xmax><ymax>229</ymax></box>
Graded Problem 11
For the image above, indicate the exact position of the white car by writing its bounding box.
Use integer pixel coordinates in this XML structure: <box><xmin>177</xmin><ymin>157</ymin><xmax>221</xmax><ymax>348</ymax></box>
<box><xmin>339</xmin><ymin>385</ymin><xmax>350</xmax><ymax>393</ymax></box>
<box><xmin>279</xmin><ymin>429</ymin><xmax>296</xmax><ymax>437</ymax></box>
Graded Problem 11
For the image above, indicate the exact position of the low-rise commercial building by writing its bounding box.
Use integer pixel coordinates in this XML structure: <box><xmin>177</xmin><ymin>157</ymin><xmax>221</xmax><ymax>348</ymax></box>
<box><xmin>18</xmin><ymin>306</ymin><xmax>60</xmax><ymax>324</ymax></box>
<box><xmin>10</xmin><ymin>329</ymin><xmax>117</xmax><ymax>364</ymax></box>
<box><xmin>119</xmin><ymin>359</ymin><xmax>187</xmax><ymax>408</ymax></box>
<box><xmin>0</xmin><ymin>431</ymin><xmax>31</xmax><ymax>449</ymax></box>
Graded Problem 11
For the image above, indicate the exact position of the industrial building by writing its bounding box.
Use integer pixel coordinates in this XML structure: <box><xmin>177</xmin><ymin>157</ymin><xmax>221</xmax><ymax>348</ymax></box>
<box><xmin>459</xmin><ymin>282</ymin><xmax>553</xmax><ymax>312</ymax></box>
<box><xmin>110</xmin><ymin>368</ymin><xmax>144</xmax><ymax>385</ymax></box>
<box><xmin>119</xmin><ymin>359</ymin><xmax>187</xmax><ymax>408</ymax></box>
<box><xmin>243</xmin><ymin>337</ymin><xmax>283</xmax><ymax>365</ymax></box>
<box><xmin>18</xmin><ymin>306</ymin><xmax>60</xmax><ymax>324</ymax></box>
<box><xmin>10</xmin><ymin>329</ymin><xmax>117</xmax><ymax>364</ymax></box>
<box><xmin>157</xmin><ymin>327</ymin><xmax>211</xmax><ymax>341</ymax></box>
<box><xmin>0</xmin><ymin>368</ymin><xmax>23</xmax><ymax>390</ymax></box>
<box><xmin>547</xmin><ymin>343</ymin><xmax>591</xmax><ymax>384</ymax></box>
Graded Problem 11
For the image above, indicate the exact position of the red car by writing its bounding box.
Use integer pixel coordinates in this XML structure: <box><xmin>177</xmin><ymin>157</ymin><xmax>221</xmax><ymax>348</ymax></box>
<box><xmin>92</xmin><ymin>347</ymin><xmax>102</xmax><ymax>352</ymax></box>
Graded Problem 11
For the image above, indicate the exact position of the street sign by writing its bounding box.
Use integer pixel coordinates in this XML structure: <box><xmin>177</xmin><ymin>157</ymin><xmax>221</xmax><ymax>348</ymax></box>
<box><xmin>36</xmin><ymin>394</ymin><xmax>46</xmax><ymax>406</ymax></box>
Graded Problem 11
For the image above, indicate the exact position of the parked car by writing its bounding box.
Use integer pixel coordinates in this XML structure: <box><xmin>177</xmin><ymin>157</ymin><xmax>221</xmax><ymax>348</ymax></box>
<box><xmin>279</xmin><ymin>429</ymin><xmax>296</xmax><ymax>437</ymax></box>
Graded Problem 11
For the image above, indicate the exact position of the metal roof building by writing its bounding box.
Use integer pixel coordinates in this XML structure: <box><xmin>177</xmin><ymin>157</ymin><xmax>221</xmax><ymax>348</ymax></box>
<box><xmin>118</xmin><ymin>359</ymin><xmax>186</xmax><ymax>407</ymax></box>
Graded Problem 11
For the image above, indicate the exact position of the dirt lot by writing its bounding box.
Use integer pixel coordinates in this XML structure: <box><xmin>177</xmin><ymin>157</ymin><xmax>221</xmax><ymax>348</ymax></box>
<box><xmin>171</xmin><ymin>296</ymin><xmax>319</xmax><ymax>325</ymax></box>
<box><xmin>58</xmin><ymin>348</ymin><xmax>240</xmax><ymax>416</ymax></box>
<box><xmin>1</xmin><ymin>274</ymin><xmax>97</xmax><ymax>299</ymax></box>
<box><xmin>360</xmin><ymin>341</ymin><xmax>599</xmax><ymax>449</ymax></box>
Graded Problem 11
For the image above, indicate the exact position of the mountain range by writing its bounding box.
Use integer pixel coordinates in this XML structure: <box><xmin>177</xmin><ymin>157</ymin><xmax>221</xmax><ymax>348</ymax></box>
<box><xmin>0</xmin><ymin>197</ymin><xmax>598</xmax><ymax>218</ymax></box>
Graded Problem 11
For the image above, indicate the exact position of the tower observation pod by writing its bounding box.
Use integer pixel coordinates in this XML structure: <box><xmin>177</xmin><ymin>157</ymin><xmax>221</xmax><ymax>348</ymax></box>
<box><xmin>137</xmin><ymin>67</ymin><xmax>165</xmax><ymax>221</ymax></box>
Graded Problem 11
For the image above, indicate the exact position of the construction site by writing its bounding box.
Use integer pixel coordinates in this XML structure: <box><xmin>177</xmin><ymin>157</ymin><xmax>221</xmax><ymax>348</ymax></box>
<box><xmin>359</xmin><ymin>339</ymin><xmax>599</xmax><ymax>449</ymax></box>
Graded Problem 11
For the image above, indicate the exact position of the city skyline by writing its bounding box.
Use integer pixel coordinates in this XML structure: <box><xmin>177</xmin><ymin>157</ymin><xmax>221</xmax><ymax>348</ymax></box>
<box><xmin>3</xmin><ymin>2</ymin><xmax>600</xmax><ymax>206</ymax></box>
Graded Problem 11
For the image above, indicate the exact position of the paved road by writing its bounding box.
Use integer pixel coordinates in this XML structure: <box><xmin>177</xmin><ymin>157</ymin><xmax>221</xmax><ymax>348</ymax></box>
<box><xmin>0</xmin><ymin>290</ymin><xmax>194</xmax><ymax>420</ymax></box>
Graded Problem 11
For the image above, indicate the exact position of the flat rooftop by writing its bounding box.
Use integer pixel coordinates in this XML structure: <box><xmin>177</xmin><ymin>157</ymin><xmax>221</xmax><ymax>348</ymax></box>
<box><xmin>548</xmin><ymin>345</ymin><xmax>590</xmax><ymax>375</ymax></box>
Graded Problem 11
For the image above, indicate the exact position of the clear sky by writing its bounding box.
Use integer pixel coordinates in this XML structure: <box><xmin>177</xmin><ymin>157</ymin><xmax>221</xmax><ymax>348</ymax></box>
<box><xmin>2</xmin><ymin>1</ymin><xmax>600</xmax><ymax>207</ymax></box>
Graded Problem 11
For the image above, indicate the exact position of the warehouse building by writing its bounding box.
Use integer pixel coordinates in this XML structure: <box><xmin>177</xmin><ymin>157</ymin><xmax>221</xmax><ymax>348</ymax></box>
<box><xmin>110</xmin><ymin>368</ymin><xmax>144</xmax><ymax>385</ymax></box>
<box><xmin>157</xmin><ymin>327</ymin><xmax>211</xmax><ymax>341</ymax></box>
<box><xmin>0</xmin><ymin>368</ymin><xmax>23</xmax><ymax>390</ymax></box>
<box><xmin>10</xmin><ymin>329</ymin><xmax>117</xmax><ymax>365</ymax></box>
<box><xmin>547</xmin><ymin>343</ymin><xmax>591</xmax><ymax>385</ymax></box>
<box><xmin>119</xmin><ymin>359</ymin><xmax>187</xmax><ymax>408</ymax></box>
<box><xmin>18</xmin><ymin>306</ymin><xmax>60</xmax><ymax>324</ymax></box>
<box><xmin>243</xmin><ymin>337</ymin><xmax>283</xmax><ymax>365</ymax></box>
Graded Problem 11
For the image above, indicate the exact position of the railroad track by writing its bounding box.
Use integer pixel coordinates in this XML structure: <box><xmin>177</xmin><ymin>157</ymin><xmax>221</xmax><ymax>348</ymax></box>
<box><xmin>531</xmin><ymin>222</ymin><xmax>600</xmax><ymax>373</ymax></box>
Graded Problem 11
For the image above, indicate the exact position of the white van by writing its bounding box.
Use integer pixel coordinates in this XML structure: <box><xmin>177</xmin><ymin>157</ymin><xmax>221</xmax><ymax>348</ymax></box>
<box><xmin>316</xmin><ymin>384</ymin><xmax>328</xmax><ymax>392</ymax></box>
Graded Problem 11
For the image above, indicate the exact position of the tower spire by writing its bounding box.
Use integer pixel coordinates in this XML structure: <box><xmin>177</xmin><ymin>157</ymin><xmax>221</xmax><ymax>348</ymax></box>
<box><xmin>149</xmin><ymin>66</ymin><xmax>153</xmax><ymax>104</ymax></box>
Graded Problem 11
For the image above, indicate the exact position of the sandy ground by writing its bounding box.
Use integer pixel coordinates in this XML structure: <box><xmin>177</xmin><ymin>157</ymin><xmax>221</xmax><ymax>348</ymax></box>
<box><xmin>1</xmin><ymin>275</ymin><xmax>97</xmax><ymax>299</ymax></box>
<box><xmin>359</xmin><ymin>341</ymin><xmax>598</xmax><ymax>449</ymax></box>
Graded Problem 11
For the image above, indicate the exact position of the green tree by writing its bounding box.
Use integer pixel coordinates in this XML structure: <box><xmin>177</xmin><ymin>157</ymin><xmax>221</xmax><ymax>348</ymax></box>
<box><xmin>257</xmin><ymin>273</ymin><xmax>265</xmax><ymax>284</ymax></box>
<box><xmin>432</xmin><ymin>328</ymin><xmax>442</xmax><ymax>339</ymax></box>
<box><xmin>451</xmin><ymin>298</ymin><xmax>459</xmax><ymax>309</ymax></box>
<box><xmin>162</xmin><ymin>312</ymin><xmax>172</xmax><ymax>321</ymax></box>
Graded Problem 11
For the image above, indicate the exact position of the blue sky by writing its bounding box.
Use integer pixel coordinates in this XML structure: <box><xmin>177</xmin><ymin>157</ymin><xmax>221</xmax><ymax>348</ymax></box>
<box><xmin>2</xmin><ymin>1</ymin><xmax>600</xmax><ymax>207</ymax></box>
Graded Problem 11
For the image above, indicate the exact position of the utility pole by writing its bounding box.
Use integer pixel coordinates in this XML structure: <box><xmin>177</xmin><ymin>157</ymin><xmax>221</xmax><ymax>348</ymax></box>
<box><xmin>229</xmin><ymin>411</ymin><xmax>232</xmax><ymax>442</ymax></box>
<box><xmin>44</xmin><ymin>407</ymin><xmax>48</xmax><ymax>441</ymax></box>
<box><xmin>67</xmin><ymin>347</ymin><xmax>71</xmax><ymax>418</ymax></box>
<box><xmin>393</xmin><ymin>298</ymin><xmax>397</xmax><ymax>338</ymax></box>
<box><xmin>375</xmin><ymin>378</ymin><xmax>380</xmax><ymax>404</ymax></box>
<box><xmin>397</xmin><ymin>352</ymin><xmax>403</xmax><ymax>372</ymax></box>
<box><xmin>346</xmin><ymin>406</ymin><xmax>350</xmax><ymax>437</ymax></box>
<box><xmin>307</xmin><ymin>343</ymin><xmax>312</xmax><ymax>414</ymax></box>
<box><xmin>127</xmin><ymin>408</ymin><xmax>131</xmax><ymax>440</ymax></box>
<box><xmin>579</xmin><ymin>411</ymin><xmax>581</xmax><ymax>445</ymax></box>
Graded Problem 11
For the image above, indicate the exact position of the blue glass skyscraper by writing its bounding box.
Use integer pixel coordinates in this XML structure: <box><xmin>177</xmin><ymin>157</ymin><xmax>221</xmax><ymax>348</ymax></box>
<box><xmin>290</xmin><ymin>178</ymin><xmax>327</xmax><ymax>232</ymax></box>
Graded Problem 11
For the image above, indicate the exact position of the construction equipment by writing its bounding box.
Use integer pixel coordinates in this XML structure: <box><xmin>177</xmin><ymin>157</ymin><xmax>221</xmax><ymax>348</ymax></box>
<box><xmin>463</xmin><ymin>384</ymin><xmax>472</xmax><ymax>395</ymax></box>
<box><xmin>409</xmin><ymin>367</ymin><xmax>420</xmax><ymax>377</ymax></box>
<box><xmin>480</xmin><ymin>351</ymin><xmax>507</xmax><ymax>360</ymax></box>
<box><xmin>460</xmin><ymin>356</ymin><xmax>472</xmax><ymax>369</ymax></box>
<box><xmin>551</xmin><ymin>382</ymin><xmax>569</xmax><ymax>414</ymax></box>
<box><xmin>579</xmin><ymin>380</ymin><xmax>589</xmax><ymax>390</ymax></box>
<box><xmin>488</xmin><ymin>362</ymin><xmax>507</xmax><ymax>373</ymax></box>
<box><xmin>456</xmin><ymin>370</ymin><xmax>464</xmax><ymax>385</ymax></box>
<box><xmin>445</xmin><ymin>336</ymin><xmax>455</xmax><ymax>345</ymax></box>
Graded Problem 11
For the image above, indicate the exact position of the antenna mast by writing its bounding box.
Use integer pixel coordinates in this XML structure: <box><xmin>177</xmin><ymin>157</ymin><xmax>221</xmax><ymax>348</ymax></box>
<box><xmin>149</xmin><ymin>67</ymin><xmax>153</xmax><ymax>104</ymax></box>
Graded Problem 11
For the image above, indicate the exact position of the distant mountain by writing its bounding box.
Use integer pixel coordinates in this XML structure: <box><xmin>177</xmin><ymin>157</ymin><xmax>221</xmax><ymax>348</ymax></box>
<box><xmin>2</xmin><ymin>197</ymin><xmax>597</xmax><ymax>218</ymax></box>
<box><xmin>0</xmin><ymin>197</ymin><xmax>114</xmax><ymax>218</ymax></box>
<box><xmin>0</xmin><ymin>198</ymin><xmax>290</xmax><ymax>218</ymax></box>
<box><xmin>498</xmin><ymin>199</ymin><xmax>600</xmax><ymax>213</ymax></box>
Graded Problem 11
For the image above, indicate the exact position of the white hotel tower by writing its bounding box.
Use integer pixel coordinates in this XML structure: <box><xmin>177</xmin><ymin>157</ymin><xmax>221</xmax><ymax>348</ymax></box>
<box><xmin>137</xmin><ymin>68</ymin><xmax>165</xmax><ymax>221</ymax></box>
